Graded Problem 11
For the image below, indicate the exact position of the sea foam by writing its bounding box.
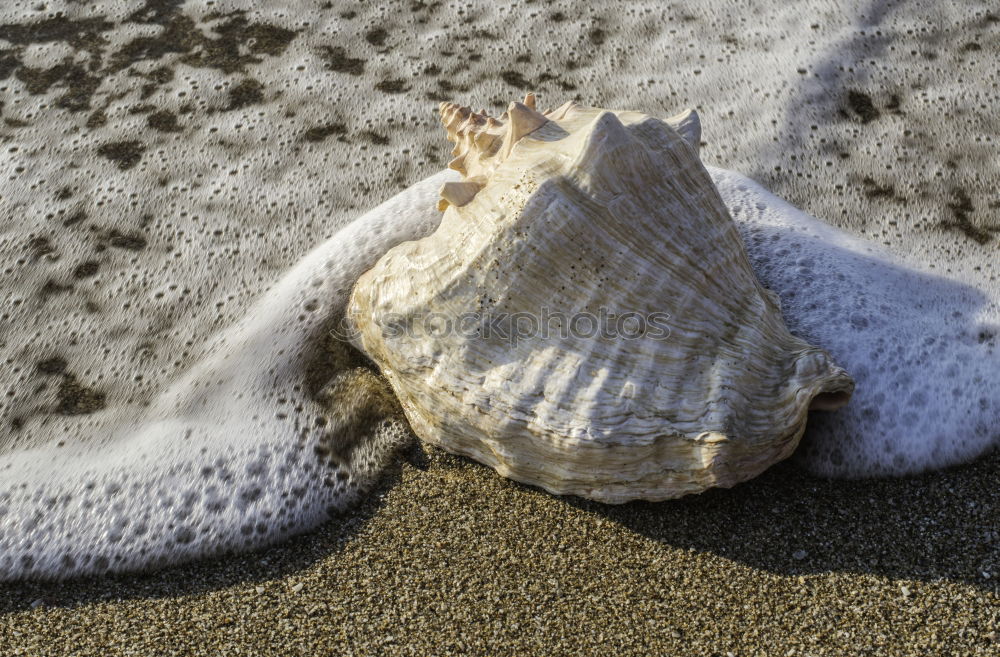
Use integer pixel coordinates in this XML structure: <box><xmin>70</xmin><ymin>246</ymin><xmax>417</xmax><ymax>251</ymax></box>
<box><xmin>0</xmin><ymin>173</ymin><xmax>446</xmax><ymax>580</ymax></box>
<box><xmin>714</xmin><ymin>168</ymin><xmax>1000</xmax><ymax>477</ymax></box>
<box><xmin>2</xmin><ymin>167</ymin><xmax>998</xmax><ymax>580</ymax></box>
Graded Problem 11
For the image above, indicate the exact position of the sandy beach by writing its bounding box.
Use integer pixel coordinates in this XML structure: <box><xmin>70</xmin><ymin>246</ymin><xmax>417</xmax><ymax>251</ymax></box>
<box><xmin>1</xmin><ymin>0</ymin><xmax>998</xmax><ymax>653</ymax></box>
<box><xmin>2</xmin><ymin>445</ymin><xmax>999</xmax><ymax>655</ymax></box>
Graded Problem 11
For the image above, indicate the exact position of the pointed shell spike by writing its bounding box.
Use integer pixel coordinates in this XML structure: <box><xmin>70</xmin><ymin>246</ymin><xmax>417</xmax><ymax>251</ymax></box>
<box><xmin>665</xmin><ymin>108</ymin><xmax>701</xmax><ymax>153</ymax></box>
<box><xmin>545</xmin><ymin>100</ymin><xmax>578</xmax><ymax>120</ymax></box>
<box><xmin>474</xmin><ymin>130</ymin><xmax>500</xmax><ymax>149</ymax></box>
<box><xmin>439</xmin><ymin>180</ymin><xmax>483</xmax><ymax>208</ymax></box>
<box><xmin>523</xmin><ymin>92</ymin><xmax>536</xmax><ymax>110</ymax></box>
<box><xmin>442</xmin><ymin>104</ymin><xmax>472</xmax><ymax>133</ymax></box>
<box><xmin>506</xmin><ymin>101</ymin><xmax>548</xmax><ymax>143</ymax></box>
<box><xmin>447</xmin><ymin>155</ymin><xmax>467</xmax><ymax>174</ymax></box>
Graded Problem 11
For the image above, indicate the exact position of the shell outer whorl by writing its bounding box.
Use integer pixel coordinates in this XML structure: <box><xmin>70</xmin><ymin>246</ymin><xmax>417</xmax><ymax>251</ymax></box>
<box><xmin>348</xmin><ymin>96</ymin><xmax>854</xmax><ymax>503</ymax></box>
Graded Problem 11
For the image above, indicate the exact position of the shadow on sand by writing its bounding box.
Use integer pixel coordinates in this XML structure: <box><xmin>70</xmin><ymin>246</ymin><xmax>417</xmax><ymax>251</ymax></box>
<box><xmin>567</xmin><ymin>445</ymin><xmax>1000</xmax><ymax>594</ymax></box>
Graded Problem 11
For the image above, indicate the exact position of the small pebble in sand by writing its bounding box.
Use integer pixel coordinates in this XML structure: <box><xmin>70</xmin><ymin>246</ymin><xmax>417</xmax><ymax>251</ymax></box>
<box><xmin>792</xmin><ymin>549</ymin><xmax>808</xmax><ymax>560</ymax></box>
<box><xmin>291</xmin><ymin>583</ymin><xmax>304</xmax><ymax>594</ymax></box>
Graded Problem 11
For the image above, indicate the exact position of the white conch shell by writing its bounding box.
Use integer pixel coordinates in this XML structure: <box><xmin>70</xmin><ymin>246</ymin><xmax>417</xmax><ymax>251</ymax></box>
<box><xmin>347</xmin><ymin>96</ymin><xmax>854</xmax><ymax>503</ymax></box>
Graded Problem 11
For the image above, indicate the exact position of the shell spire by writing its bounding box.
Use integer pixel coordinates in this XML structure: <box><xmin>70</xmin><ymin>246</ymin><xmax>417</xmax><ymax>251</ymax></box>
<box><xmin>436</xmin><ymin>94</ymin><xmax>549</xmax><ymax>210</ymax></box>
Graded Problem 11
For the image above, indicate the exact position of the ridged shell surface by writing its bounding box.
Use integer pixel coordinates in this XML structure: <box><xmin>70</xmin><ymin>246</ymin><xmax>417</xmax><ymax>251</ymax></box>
<box><xmin>347</xmin><ymin>98</ymin><xmax>854</xmax><ymax>503</ymax></box>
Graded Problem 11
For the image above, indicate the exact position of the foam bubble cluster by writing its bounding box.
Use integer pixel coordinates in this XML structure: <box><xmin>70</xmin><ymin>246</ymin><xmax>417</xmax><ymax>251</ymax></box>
<box><xmin>0</xmin><ymin>173</ymin><xmax>445</xmax><ymax>580</ymax></box>
<box><xmin>712</xmin><ymin>168</ymin><xmax>1000</xmax><ymax>476</ymax></box>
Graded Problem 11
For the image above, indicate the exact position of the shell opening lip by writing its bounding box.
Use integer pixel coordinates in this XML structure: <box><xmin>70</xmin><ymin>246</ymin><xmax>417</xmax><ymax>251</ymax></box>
<box><xmin>809</xmin><ymin>390</ymin><xmax>852</xmax><ymax>411</ymax></box>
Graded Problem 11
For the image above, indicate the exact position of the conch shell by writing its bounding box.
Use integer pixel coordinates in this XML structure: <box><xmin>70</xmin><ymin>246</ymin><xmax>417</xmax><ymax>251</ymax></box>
<box><xmin>346</xmin><ymin>95</ymin><xmax>854</xmax><ymax>503</ymax></box>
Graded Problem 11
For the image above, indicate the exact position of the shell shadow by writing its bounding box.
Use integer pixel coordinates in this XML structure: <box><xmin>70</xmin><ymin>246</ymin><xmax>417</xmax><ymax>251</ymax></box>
<box><xmin>561</xmin><ymin>446</ymin><xmax>1000</xmax><ymax>593</ymax></box>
